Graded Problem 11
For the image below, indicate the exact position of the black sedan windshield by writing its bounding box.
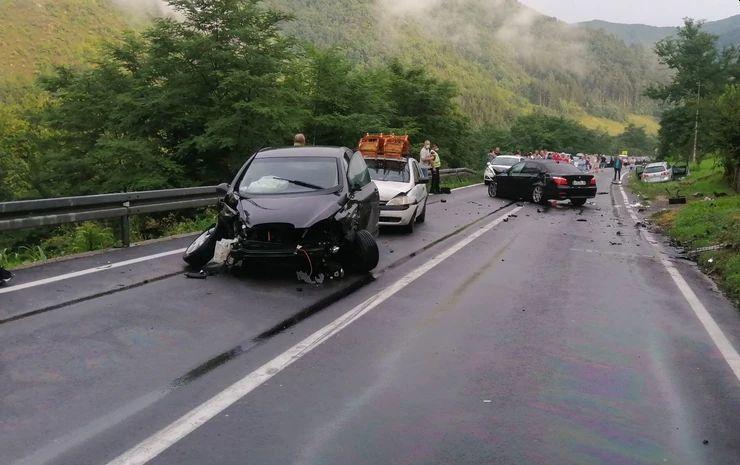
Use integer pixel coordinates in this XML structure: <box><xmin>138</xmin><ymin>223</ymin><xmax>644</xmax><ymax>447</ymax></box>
<box><xmin>365</xmin><ymin>159</ymin><xmax>410</xmax><ymax>183</ymax></box>
<box><xmin>239</xmin><ymin>157</ymin><xmax>339</xmax><ymax>195</ymax></box>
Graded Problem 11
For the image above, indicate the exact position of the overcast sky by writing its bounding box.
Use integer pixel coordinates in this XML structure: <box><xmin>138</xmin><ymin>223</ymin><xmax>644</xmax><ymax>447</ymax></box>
<box><xmin>518</xmin><ymin>0</ymin><xmax>740</xmax><ymax>26</ymax></box>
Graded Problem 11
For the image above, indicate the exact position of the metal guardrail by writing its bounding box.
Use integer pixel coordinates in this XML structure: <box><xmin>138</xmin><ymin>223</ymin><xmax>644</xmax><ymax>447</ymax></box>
<box><xmin>440</xmin><ymin>168</ymin><xmax>476</xmax><ymax>177</ymax></box>
<box><xmin>0</xmin><ymin>168</ymin><xmax>477</xmax><ymax>247</ymax></box>
<box><xmin>0</xmin><ymin>186</ymin><xmax>220</xmax><ymax>247</ymax></box>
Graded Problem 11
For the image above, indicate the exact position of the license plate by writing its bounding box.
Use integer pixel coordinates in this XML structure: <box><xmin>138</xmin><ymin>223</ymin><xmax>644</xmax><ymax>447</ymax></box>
<box><xmin>572</xmin><ymin>180</ymin><xmax>586</xmax><ymax>186</ymax></box>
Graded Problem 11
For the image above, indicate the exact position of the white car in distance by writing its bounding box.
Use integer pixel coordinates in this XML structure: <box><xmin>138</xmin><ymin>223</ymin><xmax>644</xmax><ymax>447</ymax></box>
<box><xmin>485</xmin><ymin>155</ymin><xmax>524</xmax><ymax>185</ymax></box>
<box><xmin>641</xmin><ymin>162</ymin><xmax>672</xmax><ymax>183</ymax></box>
<box><xmin>366</xmin><ymin>157</ymin><xmax>429</xmax><ymax>233</ymax></box>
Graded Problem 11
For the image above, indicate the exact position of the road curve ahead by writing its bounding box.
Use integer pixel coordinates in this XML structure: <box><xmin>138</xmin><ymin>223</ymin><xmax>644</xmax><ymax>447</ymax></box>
<box><xmin>2</xmin><ymin>173</ymin><xmax>739</xmax><ymax>465</ymax></box>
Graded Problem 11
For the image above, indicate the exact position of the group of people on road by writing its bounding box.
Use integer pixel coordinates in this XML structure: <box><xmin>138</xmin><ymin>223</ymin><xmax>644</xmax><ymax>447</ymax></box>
<box><xmin>419</xmin><ymin>140</ymin><xmax>442</xmax><ymax>194</ymax></box>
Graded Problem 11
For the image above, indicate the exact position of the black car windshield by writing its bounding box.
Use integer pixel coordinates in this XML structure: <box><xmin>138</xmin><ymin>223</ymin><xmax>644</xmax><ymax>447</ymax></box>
<box><xmin>543</xmin><ymin>162</ymin><xmax>582</xmax><ymax>175</ymax></box>
<box><xmin>365</xmin><ymin>159</ymin><xmax>411</xmax><ymax>183</ymax></box>
<box><xmin>644</xmin><ymin>165</ymin><xmax>666</xmax><ymax>173</ymax></box>
<box><xmin>239</xmin><ymin>157</ymin><xmax>339</xmax><ymax>195</ymax></box>
<box><xmin>492</xmin><ymin>156</ymin><xmax>519</xmax><ymax>166</ymax></box>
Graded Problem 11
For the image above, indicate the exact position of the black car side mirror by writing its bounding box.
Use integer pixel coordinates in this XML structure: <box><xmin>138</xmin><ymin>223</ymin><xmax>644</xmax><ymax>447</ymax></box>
<box><xmin>418</xmin><ymin>177</ymin><xmax>430</xmax><ymax>184</ymax></box>
<box><xmin>216</xmin><ymin>182</ymin><xmax>230</xmax><ymax>197</ymax></box>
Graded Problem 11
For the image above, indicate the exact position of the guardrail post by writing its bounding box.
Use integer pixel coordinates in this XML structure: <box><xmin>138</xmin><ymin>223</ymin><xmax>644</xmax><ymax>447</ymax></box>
<box><xmin>121</xmin><ymin>201</ymin><xmax>131</xmax><ymax>248</ymax></box>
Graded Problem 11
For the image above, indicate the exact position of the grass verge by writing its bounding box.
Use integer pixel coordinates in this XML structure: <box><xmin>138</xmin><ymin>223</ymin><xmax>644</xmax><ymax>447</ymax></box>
<box><xmin>629</xmin><ymin>158</ymin><xmax>739</xmax><ymax>304</ymax></box>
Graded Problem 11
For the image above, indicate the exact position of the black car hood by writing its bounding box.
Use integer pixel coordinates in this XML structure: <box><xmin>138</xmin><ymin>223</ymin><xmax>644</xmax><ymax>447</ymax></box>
<box><xmin>238</xmin><ymin>193</ymin><xmax>342</xmax><ymax>229</ymax></box>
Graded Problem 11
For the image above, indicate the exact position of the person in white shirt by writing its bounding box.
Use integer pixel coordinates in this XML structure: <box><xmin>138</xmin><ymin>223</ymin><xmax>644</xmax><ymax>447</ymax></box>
<box><xmin>419</xmin><ymin>140</ymin><xmax>433</xmax><ymax>178</ymax></box>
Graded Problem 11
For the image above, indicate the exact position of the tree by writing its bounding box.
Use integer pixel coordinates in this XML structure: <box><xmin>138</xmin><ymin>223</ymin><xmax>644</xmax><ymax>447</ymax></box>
<box><xmin>712</xmin><ymin>85</ymin><xmax>740</xmax><ymax>190</ymax></box>
<box><xmin>646</xmin><ymin>19</ymin><xmax>739</xmax><ymax>162</ymax></box>
<box><xmin>40</xmin><ymin>0</ymin><xmax>304</xmax><ymax>193</ymax></box>
<box><xmin>614</xmin><ymin>123</ymin><xmax>655</xmax><ymax>156</ymax></box>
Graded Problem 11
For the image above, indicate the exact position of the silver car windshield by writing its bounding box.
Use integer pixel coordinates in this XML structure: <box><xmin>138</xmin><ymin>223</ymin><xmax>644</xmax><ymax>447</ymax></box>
<box><xmin>365</xmin><ymin>159</ymin><xmax>411</xmax><ymax>183</ymax></box>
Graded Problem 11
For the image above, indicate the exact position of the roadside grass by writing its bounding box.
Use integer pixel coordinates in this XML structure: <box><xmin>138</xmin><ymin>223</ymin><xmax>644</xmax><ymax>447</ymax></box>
<box><xmin>628</xmin><ymin>158</ymin><xmax>729</xmax><ymax>202</ymax></box>
<box><xmin>633</xmin><ymin>157</ymin><xmax>739</xmax><ymax>304</ymax></box>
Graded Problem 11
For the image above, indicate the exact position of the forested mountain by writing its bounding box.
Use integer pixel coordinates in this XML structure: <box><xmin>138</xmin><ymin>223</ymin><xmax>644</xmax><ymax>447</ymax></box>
<box><xmin>580</xmin><ymin>15</ymin><xmax>740</xmax><ymax>50</ymax></box>
<box><xmin>0</xmin><ymin>0</ymin><xmax>668</xmax><ymax>134</ymax></box>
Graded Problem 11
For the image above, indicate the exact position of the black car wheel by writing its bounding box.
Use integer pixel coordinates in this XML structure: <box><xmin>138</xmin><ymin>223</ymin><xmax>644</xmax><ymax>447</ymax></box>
<box><xmin>416</xmin><ymin>201</ymin><xmax>427</xmax><ymax>223</ymax></box>
<box><xmin>183</xmin><ymin>226</ymin><xmax>218</xmax><ymax>269</ymax></box>
<box><xmin>531</xmin><ymin>185</ymin><xmax>547</xmax><ymax>205</ymax></box>
<box><xmin>350</xmin><ymin>229</ymin><xmax>379</xmax><ymax>272</ymax></box>
<box><xmin>488</xmin><ymin>181</ymin><xmax>498</xmax><ymax>198</ymax></box>
<box><xmin>571</xmin><ymin>198</ymin><xmax>587</xmax><ymax>207</ymax></box>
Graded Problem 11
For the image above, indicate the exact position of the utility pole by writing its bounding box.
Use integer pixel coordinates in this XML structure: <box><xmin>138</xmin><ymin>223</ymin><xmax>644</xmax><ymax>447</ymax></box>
<box><xmin>691</xmin><ymin>81</ymin><xmax>701</xmax><ymax>165</ymax></box>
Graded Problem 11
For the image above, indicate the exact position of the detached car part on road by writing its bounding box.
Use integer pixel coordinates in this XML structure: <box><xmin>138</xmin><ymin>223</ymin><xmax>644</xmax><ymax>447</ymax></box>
<box><xmin>366</xmin><ymin>157</ymin><xmax>429</xmax><ymax>233</ymax></box>
<box><xmin>184</xmin><ymin>147</ymin><xmax>381</xmax><ymax>274</ymax></box>
<box><xmin>488</xmin><ymin>160</ymin><xmax>597</xmax><ymax>206</ymax></box>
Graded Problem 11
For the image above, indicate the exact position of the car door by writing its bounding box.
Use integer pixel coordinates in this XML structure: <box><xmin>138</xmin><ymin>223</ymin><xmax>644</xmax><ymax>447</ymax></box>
<box><xmin>347</xmin><ymin>151</ymin><xmax>380</xmax><ymax>236</ymax></box>
<box><xmin>409</xmin><ymin>159</ymin><xmax>428</xmax><ymax>207</ymax></box>
<box><xmin>504</xmin><ymin>161</ymin><xmax>526</xmax><ymax>197</ymax></box>
<box><xmin>521</xmin><ymin>162</ymin><xmax>543</xmax><ymax>195</ymax></box>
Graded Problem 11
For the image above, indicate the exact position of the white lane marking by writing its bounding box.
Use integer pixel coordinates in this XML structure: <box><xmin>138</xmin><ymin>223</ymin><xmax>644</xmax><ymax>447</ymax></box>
<box><xmin>0</xmin><ymin>249</ymin><xmax>186</xmax><ymax>295</ymax></box>
<box><xmin>617</xmin><ymin>174</ymin><xmax>740</xmax><ymax>382</ymax></box>
<box><xmin>452</xmin><ymin>182</ymin><xmax>483</xmax><ymax>191</ymax></box>
<box><xmin>105</xmin><ymin>206</ymin><xmax>523</xmax><ymax>465</ymax></box>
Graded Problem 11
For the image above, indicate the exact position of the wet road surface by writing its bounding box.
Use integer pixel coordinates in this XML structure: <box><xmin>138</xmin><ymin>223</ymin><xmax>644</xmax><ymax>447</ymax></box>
<box><xmin>1</xmin><ymin>174</ymin><xmax>739</xmax><ymax>465</ymax></box>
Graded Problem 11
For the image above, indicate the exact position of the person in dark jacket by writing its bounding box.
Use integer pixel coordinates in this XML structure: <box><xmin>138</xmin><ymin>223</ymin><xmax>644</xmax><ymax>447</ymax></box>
<box><xmin>613</xmin><ymin>156</ymin><xmax>623</xmax><ymax>183</ymax></box>
<box><xmin>0</xmin><ymin>266</ymin><xmax>12</xmax><ymax>285</ymax></box>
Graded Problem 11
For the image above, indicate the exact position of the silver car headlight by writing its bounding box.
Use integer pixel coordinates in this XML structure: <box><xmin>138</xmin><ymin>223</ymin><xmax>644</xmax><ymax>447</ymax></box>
<box><xmin>387</xmin><ymin>194</ymin><xmax>413</xmax><ymax>206</ymax></box>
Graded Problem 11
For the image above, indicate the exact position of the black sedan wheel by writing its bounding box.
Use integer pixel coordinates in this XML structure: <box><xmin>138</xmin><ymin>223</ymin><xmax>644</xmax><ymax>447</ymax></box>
<box><xmin>183</xmin><ymin>227</ymin><xmax>218</xmax><ymax>269</ymax></box>
<box><xmin>488</xmin><ymin>181</ymin><xmax>498</xmax><ymax>198</ymax></box>
<box><xmin>531</xmin><ymin>185</ymin><xmax>547</xmax><ymax>205</ymax></box>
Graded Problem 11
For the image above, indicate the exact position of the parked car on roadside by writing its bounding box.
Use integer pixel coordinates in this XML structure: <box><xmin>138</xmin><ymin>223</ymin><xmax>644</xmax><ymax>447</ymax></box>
<box><xmin>484</xmin><ymin>155</ymin><xmax>523</xmax><ymax>185</ymax></box>
<box><xmin>671</xmin><ymin>162</ymin><xmax>689</xmax><ymax>179</ymax></box>
<box><xmin>488</xmin><ymin>160</ymin><xmax>597</xmax><ymax>206</ymax></box>
<box><xmin>184</xmin><ymin>146</ymin><xmax>380</xmax><ymax>273</ymax></box>
<box><xmin>641</xmin><ymin>162</ymin><xmax>672</xmax><ymax>183</ymax></box>
<box><xmin>365</xmin><ymin>156</ymin><xmax>429</xmax><ymax>233</ymax></box>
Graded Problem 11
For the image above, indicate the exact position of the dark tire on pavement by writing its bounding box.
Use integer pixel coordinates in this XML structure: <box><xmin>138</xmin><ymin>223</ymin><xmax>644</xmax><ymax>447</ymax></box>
<box><xmin>352</xmin><ymin>229</ymin><xmax>379</xmax><ymax>272</ymax></box>
<box><xmin>531</xmin><ymin>185</ymin><xmax>548</xmax><ymax>205</ymax></box>
<box><xmin>183</xmin><ymin>226</ymin><xmax>218</xmax><ymax>269</ymax></box>
<box><xmin>488</xmin><ymin>180</ymin><xmax>498</xmax><ymax>198</ymax></box>
<box><xmin>404</xmin><ymin>213</ymin><xmax>415</xmax><ymax>234</ymax></box>
<box><xmin>416</xmin><ymin>201</ymin><xmax>427</xmax><ymax>223</ymax></box>
<box><xmin>571</xmin><ymin>198</ymin><xmax>587</xmax><ymax>207</ymax></box>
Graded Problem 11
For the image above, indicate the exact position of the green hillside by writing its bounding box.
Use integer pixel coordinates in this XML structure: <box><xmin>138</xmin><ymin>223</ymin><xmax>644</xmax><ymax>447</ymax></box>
<box><xmin>0</xmin><ymin>0</ymin><xmax>664</xmax><ymax>132</ymax></box>
<box><xmin>0</xmin><ymin>0</ymin><xmax>137</xmax><ymax>101</ymax></box>
<box><xmin>579</xmin><ymin>15</ymin><xmax>740</xmax><ymax>49</ymax></box>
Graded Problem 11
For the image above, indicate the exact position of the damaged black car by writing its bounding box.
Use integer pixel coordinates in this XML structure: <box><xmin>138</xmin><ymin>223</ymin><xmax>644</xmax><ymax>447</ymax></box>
<box><xmin>184</xmin><ymin>147</ymin><xmax>381</xmax><ymax>275</ymax></box>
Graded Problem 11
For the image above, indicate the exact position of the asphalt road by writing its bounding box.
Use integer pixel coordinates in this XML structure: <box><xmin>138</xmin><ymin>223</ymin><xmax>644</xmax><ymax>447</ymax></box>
<box><xmin>1</xmin><ymin>172</ymin><xmax>739</xmax><ymax>465</ymax></box>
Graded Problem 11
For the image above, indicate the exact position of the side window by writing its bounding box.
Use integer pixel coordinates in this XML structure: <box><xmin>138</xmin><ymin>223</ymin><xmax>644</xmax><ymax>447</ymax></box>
<box><xmin>348</xmin><ymin>152</ymin><xmax>371</xmax><ymax>189</ymax></box>
<box><xmin>509</xmin><ymin>162</ymin><xmax>525</xmax><ymax>174</ymax></box>
<box><xmin>522</xmin><ymin>163</ymin><xmax>540</xmax><ymax>175</ymax></box>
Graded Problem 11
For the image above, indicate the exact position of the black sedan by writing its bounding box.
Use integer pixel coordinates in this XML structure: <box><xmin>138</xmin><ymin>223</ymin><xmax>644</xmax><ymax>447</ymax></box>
<box><xmin>184</xmin><ymin>146</ymin><xmax>381</xmax><ymax>273</ymax></box>
<box><xmin>488</xmin><ymin>160</ymin><xmax>597</xmax><ymax>206</ymax></box>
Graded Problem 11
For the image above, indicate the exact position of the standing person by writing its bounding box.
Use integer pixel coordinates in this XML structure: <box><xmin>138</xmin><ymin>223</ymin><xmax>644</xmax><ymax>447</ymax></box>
<box><xmin>430</xmin><ymin>144</ymin><xmax>442</xmax><ymax>194</ymax></box>
<box><xmin>293</xmin><ymin>133</ymin><xmax>306</xmax><ymax>146</ymax></box>
<box><xmin>0</xmin><ymin>266</ymin><xmax>12</xmax><ymax>286</ymax></box>
<box><xmin>494</xmin><ymin>147</ymin><xmax>501</xmax><ymax>156</ymax></box>
<box><xmin>419</xmin><ymin>140</ymin><xmax>433</xmax><ymax>178</ymax></box>
<box><xmin>613</xmin><ymin>156</ymin><xmax>623</xmax><ymax>183</ymax></box>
